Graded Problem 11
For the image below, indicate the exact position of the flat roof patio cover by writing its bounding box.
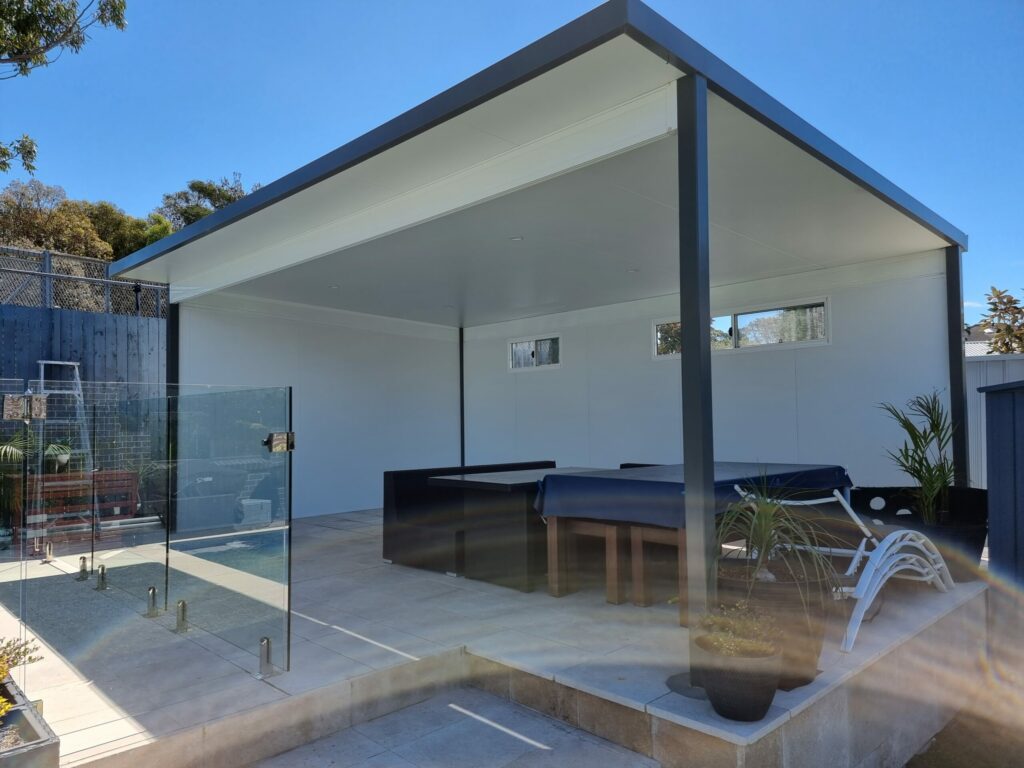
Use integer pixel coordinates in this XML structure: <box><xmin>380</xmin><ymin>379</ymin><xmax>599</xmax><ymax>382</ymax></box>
<box><xmin>111</xmin><ymin>0</ymin><xmax>969</xmax><ymax>638</ymax></box>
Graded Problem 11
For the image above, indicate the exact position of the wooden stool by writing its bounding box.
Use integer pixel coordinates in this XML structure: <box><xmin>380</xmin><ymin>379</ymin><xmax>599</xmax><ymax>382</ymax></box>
<box><xmin>546</xmin><ymin>517</ymin><xmax>628</xmax><ymax>604</ymax></box>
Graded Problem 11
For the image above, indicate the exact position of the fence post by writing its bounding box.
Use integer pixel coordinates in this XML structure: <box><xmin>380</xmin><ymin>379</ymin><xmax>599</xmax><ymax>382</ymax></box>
<box><xmin>42</xmin><ymin>250</ymin><xmax>53</xmax><ymax>308</ymax></box>
<box><xmin>134</xmin><ymin>282</ymin><xmax>142</xmax><ymax>317</ymax></box>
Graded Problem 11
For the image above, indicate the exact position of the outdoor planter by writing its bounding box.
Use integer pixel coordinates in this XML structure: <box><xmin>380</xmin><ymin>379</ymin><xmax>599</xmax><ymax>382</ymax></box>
<box><xmin>851</xmin><ymin>486</ymin><xmax>988</xmax><ymax>581</ymax></box>
<box><xmin>697</xmin><ymin>640</ymin><xmax>781</xmax><ymax>722</ymax></box>
<box><xmin>0</xmin><ymin>677</ymin><xmax>58</xmax><ymax>768</ymax></box>
<box><xmin>717</xmin><ymin>560</ymin><xmax>830</xmax><ymax>689</ymax></box>
<box><xmin>692</xmin><ymin>604</ymin><xmax>782</xmax><ymax>722</ymax></box>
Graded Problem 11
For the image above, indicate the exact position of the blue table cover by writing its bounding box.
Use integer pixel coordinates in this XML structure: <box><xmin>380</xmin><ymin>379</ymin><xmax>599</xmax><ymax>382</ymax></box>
<box><xmin>536</xmin><ymin>462</ymin><xmax>852</xmax><ymax>529</ymax></box>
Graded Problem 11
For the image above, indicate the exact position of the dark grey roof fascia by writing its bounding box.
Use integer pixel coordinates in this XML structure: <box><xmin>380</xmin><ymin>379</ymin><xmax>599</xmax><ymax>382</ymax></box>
<box><xmin>620</xmin><ymin>0</ymin><xmax>967</xmax><ymax>249</ymax></box>
<box><xmin>111</xmin><ymin>0</ymin><xmax>966</xmax><ymax>278</ymax></box>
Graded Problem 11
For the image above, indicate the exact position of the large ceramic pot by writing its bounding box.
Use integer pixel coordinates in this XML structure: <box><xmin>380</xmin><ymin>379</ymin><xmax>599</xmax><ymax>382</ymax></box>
<box><xmin>695</xmin><ymin>637</ymin><xmax>781</xmax><ymax>722</ymax></box>
<box><xmin>717</xmin><ymin>560</ymin><xmax>831</xmax><ymax>689</ymax></box>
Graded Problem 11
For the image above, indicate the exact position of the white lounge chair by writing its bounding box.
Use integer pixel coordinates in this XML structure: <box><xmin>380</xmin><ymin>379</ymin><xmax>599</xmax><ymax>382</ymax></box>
<box><xmin>732</xmin><ymin>486</ymin><xmax>954</xmax><ymax>652</ymax></box>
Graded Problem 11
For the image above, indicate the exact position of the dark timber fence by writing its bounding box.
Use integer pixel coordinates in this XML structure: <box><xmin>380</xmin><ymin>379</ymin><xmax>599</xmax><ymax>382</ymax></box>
<box><xmin>0</xmin><ymin>246</ymin><xmax>167</xmax><ymax>384</ymax></box>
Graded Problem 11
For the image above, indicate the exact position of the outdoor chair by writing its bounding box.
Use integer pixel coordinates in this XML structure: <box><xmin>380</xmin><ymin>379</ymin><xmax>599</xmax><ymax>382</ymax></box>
<box><xmin>732</xmin><ymin>486</ymin><xmax>955</xmax><ymax>652</ymax></box>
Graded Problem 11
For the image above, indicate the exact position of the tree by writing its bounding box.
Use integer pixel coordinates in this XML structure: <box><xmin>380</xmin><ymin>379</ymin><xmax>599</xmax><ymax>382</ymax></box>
<box><xmin>156</xmin><ymin>173</ymin><xmax>258</xmax><ymax>230</ymax></box>
<box><xmin>1</xmin><ymin>0</ymin><xmax>127</xmax><ymax>172</ymax></box>
<box><xmin>0</xmin><ymin>179</ymin><xmax>173</xmax><ymax>260</ymax></box>
<box><xmin>76</xmin><ymin>200</ymin><xmax>171</xmax><ymax>259</ymax></box>
<box><xmin>0</xmin><ymin>178</ymin><xmax>112</xmax><ymax>258</ymax></box>
<box><xmin>980</xmin><ymin>287</ymin><xmax>1024</xmax><ymax>354</ymax></box>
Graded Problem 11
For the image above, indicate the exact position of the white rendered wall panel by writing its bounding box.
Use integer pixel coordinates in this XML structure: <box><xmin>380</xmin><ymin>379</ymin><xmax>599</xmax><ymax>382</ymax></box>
<box><xmin>464</xmin><ymin>252</ymin><xmax>950</xmax><ymax>486</ymax></box>
<box><xmin>178</xmin><ymin>294</ymin><xmax>460</xmax><ymax>516</ymax></box>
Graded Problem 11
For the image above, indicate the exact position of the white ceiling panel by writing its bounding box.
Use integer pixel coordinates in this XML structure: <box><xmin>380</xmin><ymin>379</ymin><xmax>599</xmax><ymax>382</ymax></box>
<box><xmin>229</xmin><ymin>102</ymin><xmax>946</xmax><ymax>328</ymax></box>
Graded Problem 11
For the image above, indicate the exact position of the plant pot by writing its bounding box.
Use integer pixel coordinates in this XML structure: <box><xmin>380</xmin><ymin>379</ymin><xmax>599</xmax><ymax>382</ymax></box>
<box><xmin>694</xmin><ymin>637</ymin><xmax>781</xmax><ymax>722</ymax></box>
<box><xmin>717</xmin><ymin>561</ymin><xmax>830</xmax><ymax>689</ymax></box>
<box><xmin>0</xmin><ymin>676</ymin><xmax>58</xmax><ymax>767</ymax></box>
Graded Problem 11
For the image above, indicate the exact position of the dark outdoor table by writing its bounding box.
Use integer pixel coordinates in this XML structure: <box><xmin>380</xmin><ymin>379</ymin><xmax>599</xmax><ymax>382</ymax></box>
<box><xmin>536</xmin><ymin>462</ymin><xmax>853</xmax><ymax>528</ymax></box>
<box><xmin>429</xmin><ymin>467</ymin><xmax>603</xmax><ymax>592</ymax></box>
<box><xmin>536</xmin><ymin>462</ymin><xmax>853</xmax><ymax>616</ymax></box>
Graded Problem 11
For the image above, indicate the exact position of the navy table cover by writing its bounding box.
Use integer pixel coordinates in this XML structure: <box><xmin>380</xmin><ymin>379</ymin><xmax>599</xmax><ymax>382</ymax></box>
<box><xmin>536</xmin><ymin>462</ymin><xmax>852</xmax><ymax>529</ymax></box>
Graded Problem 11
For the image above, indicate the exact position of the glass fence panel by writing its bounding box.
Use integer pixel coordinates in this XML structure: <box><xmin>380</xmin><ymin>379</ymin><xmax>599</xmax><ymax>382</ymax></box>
<box><xmin>168</xmin><ymin>384</ymin><xmax>291</xmax><ymax>673</ymax></box>
<box><xmin>0</xmin><ymin>378</ymin><xmax>292</xmax><ymax>714</ymax></box>
<box><xmin>0</xmin><ymin>379</ymin><xmax>28</xmax><ymax>690</ymax></box>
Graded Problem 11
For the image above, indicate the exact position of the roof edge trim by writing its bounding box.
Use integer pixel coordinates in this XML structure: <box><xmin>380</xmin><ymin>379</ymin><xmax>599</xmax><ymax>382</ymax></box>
<box><xmin>111</xmin><ymin>0</ymin><xmax>632</xmax><ymax>277</ymax></box>
<box><xmin>112</xmin><ymin>0</ymin><xmax>966</xmax><ymax>278</ymax></box>
<box><xmin>620</xmin><ymin>0</ymin><xmax>967</xmax><ymax>249</ymax></box>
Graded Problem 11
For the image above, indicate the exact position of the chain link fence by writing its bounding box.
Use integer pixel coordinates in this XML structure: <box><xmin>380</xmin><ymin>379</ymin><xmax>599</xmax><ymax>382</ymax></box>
<box><xmin>0</xmin><ymin>246</ymin><xmax>167</xmax><ymax>318</ymax></box>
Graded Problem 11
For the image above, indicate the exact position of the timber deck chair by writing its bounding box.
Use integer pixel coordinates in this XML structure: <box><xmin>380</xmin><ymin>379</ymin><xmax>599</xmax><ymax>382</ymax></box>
<box><xmin>733</xmin><ymin>486</ymin><xmax>955</xmax><ymax>652</ymax></box>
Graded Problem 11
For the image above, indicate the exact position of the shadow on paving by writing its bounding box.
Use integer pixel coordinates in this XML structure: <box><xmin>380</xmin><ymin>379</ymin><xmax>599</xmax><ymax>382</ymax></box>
<box><xmin>0</xmin><ymin>559</ymin><xmax>284</xmax><ymax>683</ymax></box>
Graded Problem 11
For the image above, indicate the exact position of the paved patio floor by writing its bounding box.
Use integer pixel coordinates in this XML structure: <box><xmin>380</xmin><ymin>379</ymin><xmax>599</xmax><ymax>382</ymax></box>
<box><xmin>0</xmin><ymin>508</ymin><xmax>990</xmax><ymax>766</ymax></box>
<box><xmin>250</xmin><ymin>685</ymin><xmax>656</xmax><ymax>768</ymax></box>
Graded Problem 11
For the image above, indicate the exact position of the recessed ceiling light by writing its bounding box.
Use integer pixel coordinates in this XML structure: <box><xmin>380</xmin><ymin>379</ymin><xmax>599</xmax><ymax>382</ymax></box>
<box><xmin>508</xmin><ymin>235</ymin><xmax>524</xmax><ymax>241</ymax></box>
<box><xmin>626</xmin><ymin>268</ymin><xmax>640</xmax><ymax>273</ymax></box>
<box><xmin>328</xmin><ymin>284</ymin><xmax>340</xmax><ymax>289</ymax></box>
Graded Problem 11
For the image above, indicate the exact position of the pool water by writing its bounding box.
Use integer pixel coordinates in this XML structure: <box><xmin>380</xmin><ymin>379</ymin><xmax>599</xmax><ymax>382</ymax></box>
<box><xmin>173</xmin><ymin>530</ymin><xmax>287</xmax><ymax>583</ymax></box>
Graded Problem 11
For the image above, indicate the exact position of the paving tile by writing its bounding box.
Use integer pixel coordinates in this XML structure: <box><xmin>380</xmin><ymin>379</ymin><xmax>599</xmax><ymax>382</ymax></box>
<box><xmin>556</xmin><ymin>643</ymin><xmax>684</xmax><ymax>710</ymax></box>
<box><xmin>272</xmin><ymin>640</ymin><xmax>375</xmax><ymax>696</ymax></box>
<box><xmin>391</xmin><ymin>715</ymin><xmax>536</xmax><ymax>768</ymax></box>
<box><xmin>347</xmin><ymin>753</ymin><xmax>419</xmax><ymax>768</ymax></box>
<box><xmin>254</xmin><ymin>728</ymin><xmax>385</xmax><ymax>768</ymax></box>
<box><xmin>353</xmin><ymin>693</ymin><xmax>464</xmax><ymax>748</ymax></box>
<box><xmin>465</xmin><ymin>630</ymin><xmax>604</xmax><ymax>678</ymax></box>
<box><xmin>311</xmin><ymin>624</ymin><xmax>446</xmax><ymax>670</ymax></box>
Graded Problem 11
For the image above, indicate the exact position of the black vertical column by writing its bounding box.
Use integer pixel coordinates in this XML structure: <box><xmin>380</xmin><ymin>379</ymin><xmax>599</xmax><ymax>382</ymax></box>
<box><xmin>677</xmin><ymin>74</ymin><xmax>716</xmax><ymax>627</ymax></box>
<box><xmin>945</xmin><ymin>244</ymin><xmax>969</xmax><ymax>486</ymax></box>
<box><xmin>459</xmin><ymin>327</ymin><xmax>466</xmax><ymax>466</ymax></box>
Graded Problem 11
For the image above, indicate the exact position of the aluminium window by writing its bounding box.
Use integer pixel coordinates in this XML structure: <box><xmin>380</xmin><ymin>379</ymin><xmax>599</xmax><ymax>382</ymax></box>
<box><xmin>510</xmin><ymin>336</ymin><xmax>560</xmax><ymax>369</ymax></box>
<box><xmin>654</xmin><ymin>300</ymin><xmax>827</xmax><ymax>356</ymax></box>
<box><xmin>654</xmin><ymin>317</ymin><xmax>734</xmax><ymax>357</ymax></box>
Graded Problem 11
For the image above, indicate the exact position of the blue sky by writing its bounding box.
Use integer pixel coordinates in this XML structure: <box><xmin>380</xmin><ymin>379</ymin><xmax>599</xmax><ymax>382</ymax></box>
<box><xmin>3</xmin><ymin>0</ymin><xmax>1020</xmax><ymax>321</ymax></box>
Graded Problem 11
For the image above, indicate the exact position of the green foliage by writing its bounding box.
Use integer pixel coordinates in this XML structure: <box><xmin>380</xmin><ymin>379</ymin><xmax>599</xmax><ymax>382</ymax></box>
<box><xmin>0</xmin><ymin>179</ymin><xmax>180</xmax><ymax>260</ymax></box>
<box><xmin>0</xmin><ymin>637</ymin><xmax>41</xmax><ymax>718</ymax></box>
<box><xmin>1</xmin><ymin>0</ymin><xmax>127</xmax><ymax>173</ymax></box>
<box><xmin>0</xmin><ymin>179</ymin><xmax>113</xmax><ymax>258</ymax></box>
<box><xmin>0</xmin><ymin>134</ymin><xmax>36</xmax><ymax>174</ymax></box>
<box><xmin>696</xmin><ymin>602</ymin><xmax>780</xmax><ymax>658</ymax></box>
<box><xmin>156</xmin><ymin>173</ymin><xmax>259</xmax><ymax>230</ymax></box>
<box><xmin>656</xmin><ymin>320</ymin><xmax>735</xmax><ymax>355</ymax></box>
<box><xmin>979</xmin><ymin>287</ymin><xmax>1024</xmax><ymax>355</ymax></box>
<box><xmin>879</xmin><ymin>392</ymin><xmax>955</xmax><ymax>525</ymax></box>
<box><xmin>717</xmin><ymin>481</ymin><xmax>840</xmax><ymax>607</ymax></box>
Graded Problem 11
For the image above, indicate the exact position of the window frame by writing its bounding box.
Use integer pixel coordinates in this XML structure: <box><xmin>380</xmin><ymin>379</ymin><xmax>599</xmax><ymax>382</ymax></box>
<box><xmin>508</xmin><ymin>333</ymin><xmax>563</xmax><ymax>372</ymax></box>
<box><xmin>652</xmin><ymin>297</ymin><xmax>831</xmax><ymax>359</ymax></box>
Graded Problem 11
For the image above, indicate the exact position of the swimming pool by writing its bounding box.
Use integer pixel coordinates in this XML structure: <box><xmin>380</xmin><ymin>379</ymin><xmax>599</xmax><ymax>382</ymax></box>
<box><xmin>172</xmin><ymin>529</ymin><xmax>287</xmax><ymax>583</ymax></box>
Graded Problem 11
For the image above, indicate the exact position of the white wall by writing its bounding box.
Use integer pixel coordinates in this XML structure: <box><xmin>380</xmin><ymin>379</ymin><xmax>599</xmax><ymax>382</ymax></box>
<box><xmin>464</xmin><ymin>251</ymin><xmax>951</xmax><ymax>486</ymax></box>
<box><xmin>966</xmin><ymin>354</ymin><xmax>1024</xmax><ymax>489</ymax></box>
<box><xmin>178</xmin><ymin>293</ymin><xmax>461</xmax><ymax>517</ymax></box>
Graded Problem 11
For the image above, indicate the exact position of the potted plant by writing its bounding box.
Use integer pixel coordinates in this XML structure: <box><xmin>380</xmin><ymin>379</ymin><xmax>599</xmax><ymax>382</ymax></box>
<box><xmin>44</xmin><ymin>440</ymin><xmax>72</xmax><ymax>473</ymax></box>
<box><xmin>877</xmin><ymin>392</ymin><xmax>988</xmax><ymax>580</ymax></box>
<box><xmin>715</xmin><ymin>484</ymin><xmax>840</xmax><ymax>689</ymax></box>
<box><xmin>694</xmin><ymin>603</ymin><xmax>782</xmax><ymax>722</ymax></box>
<box><xmin>0</xmin><ymin>638</ymin><xmax>58</xmax><ymax>767</ymax></box>
<box><xmin>0</xmin><ymin>433</ymin><xmax>29</xmax><ymax>537</ymax></box>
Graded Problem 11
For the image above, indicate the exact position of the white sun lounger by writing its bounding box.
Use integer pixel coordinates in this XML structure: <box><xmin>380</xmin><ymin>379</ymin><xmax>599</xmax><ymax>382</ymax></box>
<box><xmin>732</xmin><ymin>486</ymin><xmax>954</xmax><ymax>652</ymax></box>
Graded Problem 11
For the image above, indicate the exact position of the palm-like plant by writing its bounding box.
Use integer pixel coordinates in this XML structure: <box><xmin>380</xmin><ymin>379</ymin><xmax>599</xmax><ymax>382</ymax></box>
<box><xmin>880</xmin><ymin>392</ymin><xmax>954</xmax><ymax>526</ymax></box>
<box><xmin>716</xmin><ymin>482</ymin><xmax>840</xmax><ymax>609</ymax></box>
